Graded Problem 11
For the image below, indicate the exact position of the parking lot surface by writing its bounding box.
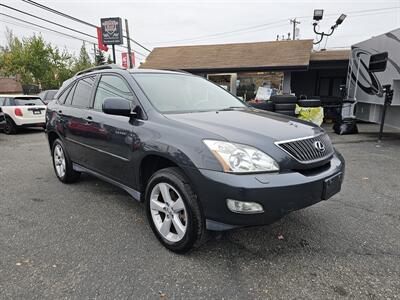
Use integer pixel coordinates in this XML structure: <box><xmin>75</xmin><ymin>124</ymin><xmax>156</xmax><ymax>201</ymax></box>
<box><xmin>1</xmin><ymin>127</ymin><xmax>399</xmax><ymax>299</ymax></box>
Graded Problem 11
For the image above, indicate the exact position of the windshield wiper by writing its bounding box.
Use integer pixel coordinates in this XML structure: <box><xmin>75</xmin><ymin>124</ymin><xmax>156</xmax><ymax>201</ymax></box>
<box><xmin>217</xmin><ymin>106</ymin><xmax>246</xmax><ymax>111</ymax></box>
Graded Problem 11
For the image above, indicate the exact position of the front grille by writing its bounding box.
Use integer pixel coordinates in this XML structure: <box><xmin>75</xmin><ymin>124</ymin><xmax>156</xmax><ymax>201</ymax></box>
<box><xmin>276</xmin><ymin>133</ymin><xmax>334</xmax><ymax>163</ymax></box>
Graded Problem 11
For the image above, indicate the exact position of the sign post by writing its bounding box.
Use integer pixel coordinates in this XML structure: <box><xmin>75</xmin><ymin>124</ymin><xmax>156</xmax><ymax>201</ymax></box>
<box><xmin>100</xmin><ymin>17</ymin><xmax>123</xmax><ymax>64</ymax></box>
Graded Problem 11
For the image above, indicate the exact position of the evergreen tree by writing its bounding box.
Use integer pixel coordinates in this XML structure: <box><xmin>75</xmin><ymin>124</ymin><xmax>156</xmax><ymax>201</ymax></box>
<box><xmin>107</xmin><ymin>54</ymin><xmax>113</xmax><ymax>64</ymax></box>
<box><xmin>74</xmin><ymin>42</ymin><xmax>92</xmax><ymax>72</ymax></box>
<box><xmin>95</xmin><ymin>49</ymin><xmax>106</xmax><ymax>66</ymax></box>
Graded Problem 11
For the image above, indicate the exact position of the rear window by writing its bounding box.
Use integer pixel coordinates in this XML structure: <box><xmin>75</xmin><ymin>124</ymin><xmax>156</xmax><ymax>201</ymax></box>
<box><xmin>13</xmin><ymin>98</ymin><xmax>44</xmax><ymax>106</ymax></box>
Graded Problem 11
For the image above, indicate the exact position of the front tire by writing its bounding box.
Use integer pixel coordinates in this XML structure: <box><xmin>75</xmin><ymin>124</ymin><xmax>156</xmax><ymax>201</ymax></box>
<box><xmin>51</xmin><ymin>138</ymin><xmax>80</xmax><ymax>183</ymax></box>
<box><xmin>145</xmin><ymin>167</ymin><xmax>206</xmax><ymax>253</ymax></box>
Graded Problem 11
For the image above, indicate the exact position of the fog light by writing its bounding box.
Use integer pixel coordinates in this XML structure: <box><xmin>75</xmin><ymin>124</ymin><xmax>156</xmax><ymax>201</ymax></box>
<box><xmin>226</xmin><ymin>199</ymin><xmax>264</xmax><ymax>214</ymax></box>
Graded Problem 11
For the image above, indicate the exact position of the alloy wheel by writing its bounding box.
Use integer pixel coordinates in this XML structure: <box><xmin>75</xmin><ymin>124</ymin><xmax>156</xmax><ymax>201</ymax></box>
<box><xmin>54</xmin><ymin>144</ymin><xmax>66</xmax><ymax>178</ymax></box>
<box><xmin>150</xmin><ymin>182</ymin><xmax>187</xmax><ymax>243</ymax></box>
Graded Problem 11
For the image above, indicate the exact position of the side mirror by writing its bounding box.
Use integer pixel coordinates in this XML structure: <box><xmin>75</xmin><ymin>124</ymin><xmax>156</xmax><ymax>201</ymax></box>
<box><xmin>102</xmin><ymin>97</ymin><xmax>134</xmax><ymax>117</ymax></box>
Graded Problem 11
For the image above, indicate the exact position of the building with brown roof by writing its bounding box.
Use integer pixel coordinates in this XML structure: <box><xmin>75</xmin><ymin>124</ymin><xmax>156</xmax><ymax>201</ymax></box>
<box><xmin>141</xmin><ymin>40</ymin><xmax>350</xmax><ymax>103</ymax></box>
<box><xmin>0</xmin><ymin>77</ymin><xmax>23</xmax><ymax>94</ymax></box>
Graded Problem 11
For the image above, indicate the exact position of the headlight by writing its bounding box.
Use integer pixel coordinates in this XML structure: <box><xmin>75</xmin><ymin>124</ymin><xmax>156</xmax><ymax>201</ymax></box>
<box><xmin>203</xmin><ymin>140</ymin><xmax>279</xmax><ymax>173</ymax></box>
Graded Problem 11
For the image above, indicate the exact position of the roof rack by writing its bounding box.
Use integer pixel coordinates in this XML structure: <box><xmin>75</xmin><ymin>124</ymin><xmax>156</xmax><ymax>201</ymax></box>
<box><xmin>75</xmin><ymin>64</ymin><xmax>125</xmax><ymax>76</ymax></box>
<box><xmin>164</xmin><ymin>69</ymin><xmax>192</xmax><ymax>74</ymax></box>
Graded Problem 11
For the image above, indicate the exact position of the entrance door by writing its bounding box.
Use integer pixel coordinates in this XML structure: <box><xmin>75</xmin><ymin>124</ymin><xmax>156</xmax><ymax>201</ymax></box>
<box><xmin>207</xmin><ymin>73</ymin><xmax>237</xmax><ymax>95</ymax></box>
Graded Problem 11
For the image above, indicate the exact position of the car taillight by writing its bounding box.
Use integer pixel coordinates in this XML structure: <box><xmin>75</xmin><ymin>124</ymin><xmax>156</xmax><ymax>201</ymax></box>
<box><xmin>15</xmin><ymin>108</ymin><xmax>23</xmax><ymax>116</ymax></box>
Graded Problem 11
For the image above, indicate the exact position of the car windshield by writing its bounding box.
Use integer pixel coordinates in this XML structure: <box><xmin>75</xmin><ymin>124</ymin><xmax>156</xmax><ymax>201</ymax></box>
<box><xmin>133</xmin><ymin>73</ymin><xmax>246</xmax><ymax>113</ymax></box>
<box><xmin>14</xmin><ymin>97</ymin><xmax>44</xmax><ymax>106</ymax></box>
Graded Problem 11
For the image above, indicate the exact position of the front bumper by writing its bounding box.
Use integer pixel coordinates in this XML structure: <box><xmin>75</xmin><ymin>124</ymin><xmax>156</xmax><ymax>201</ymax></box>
<box><xmin>187</xmin><ymin>151</ymin><xmax>345</xmax><ymax>230</ymax></box>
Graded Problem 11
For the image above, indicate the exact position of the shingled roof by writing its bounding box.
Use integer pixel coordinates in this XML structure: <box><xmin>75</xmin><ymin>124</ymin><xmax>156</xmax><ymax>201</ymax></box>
<box><xmin>0</xmin><ymin>77</ymin><xmax>23</xmax><ymax>94</ymax></box>
<box><xmin>141</xmin><ymin>39</ymin><xmax>314</xmax><ymax>72</ymax></box>
<box><xmin>310</xmin><ymin>49</ymin><xmax>350</xmax><ymax>61</ymax></box>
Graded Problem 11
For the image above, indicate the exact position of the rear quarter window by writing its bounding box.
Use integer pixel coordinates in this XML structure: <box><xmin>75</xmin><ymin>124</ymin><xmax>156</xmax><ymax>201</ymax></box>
<box><xmin>71</xmin><ymin>76</ymin><xmax>96</xmax><ymax>108</ymax></box>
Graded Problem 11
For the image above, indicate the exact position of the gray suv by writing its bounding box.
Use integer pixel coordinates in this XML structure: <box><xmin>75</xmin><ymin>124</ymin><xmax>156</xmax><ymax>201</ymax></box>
<box><xmin>46</xmin><ymin>65</ymin><xmax>344</xmax><ymax>253</ymax></box>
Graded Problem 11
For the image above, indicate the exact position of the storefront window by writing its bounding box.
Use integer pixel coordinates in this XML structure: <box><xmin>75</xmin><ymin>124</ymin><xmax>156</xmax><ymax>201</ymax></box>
<box><xmin>236</xmin><ymin>72</ymin><xmax>284</xmax><ymax>101</ymax></box>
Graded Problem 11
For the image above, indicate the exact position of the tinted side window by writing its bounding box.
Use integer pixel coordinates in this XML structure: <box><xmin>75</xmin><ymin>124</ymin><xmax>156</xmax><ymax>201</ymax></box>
<box><xmin>94</xmin><ymin>75</ymin><xmax>134</xmax><ymax>110</ymax></box>
<box><xmin>0</xmin><ymin>97</ymin><xmax>5</xmax><ymax>106</ymax></box>
<box><xmin>65</xmin><ymin>83</ymin><xmax>77</xmax><ymax>105</ymax></box>
<box><xmin>71</xmin><ymin>76</ymin><xmax>96</xmax><ymax>108</ymax></box>
<box><xmin>58</xmin><ymin>83</ymin><xmax>74</xmax><ymax>104</ymax></box>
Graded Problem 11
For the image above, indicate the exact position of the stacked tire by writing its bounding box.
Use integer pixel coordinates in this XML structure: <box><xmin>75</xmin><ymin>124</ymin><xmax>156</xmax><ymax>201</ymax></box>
<box><xmin>298</xmin><ymin>99</ymin><xmax>321</xmax><ymax>107</ymax></box>
<box><xmin>250</xmin><ymin>101</ymin><xmax>274</xmax><ymax>111</ymax></box>
<box><xmin>270</xmin><ymin>95</ymin><xmax>297</xmax><ymax>117</ymax></box>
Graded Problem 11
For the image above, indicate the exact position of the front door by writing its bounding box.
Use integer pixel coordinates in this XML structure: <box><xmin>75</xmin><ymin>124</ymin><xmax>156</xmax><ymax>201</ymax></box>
<box><xmin>83</xmin><ymin>74</ymin><xmax>140</xmax><ymax>186</ymax></box>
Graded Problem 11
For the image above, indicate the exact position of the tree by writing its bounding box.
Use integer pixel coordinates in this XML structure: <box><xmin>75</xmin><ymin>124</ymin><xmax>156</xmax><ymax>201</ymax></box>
<box><xmin>107</xmin><ymin>54</ymin><xmax>113</xmax><ymax>64</ymax></box>
<box><xmin>73</xmin><ymin>42</ymin><xmax>92</xmax><ymax>72</ymax></box>
<box><xmin>95</xmin><ymin>49</ymin><xmax>106</xmax><ymax>66</ymax></box>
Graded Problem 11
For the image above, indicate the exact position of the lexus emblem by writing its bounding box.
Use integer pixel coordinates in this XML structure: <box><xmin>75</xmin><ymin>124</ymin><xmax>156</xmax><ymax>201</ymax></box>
<box><xmin>314</xmin><ymin>141</ymin><xmax>325</xmax><ymax>152</ymax></box>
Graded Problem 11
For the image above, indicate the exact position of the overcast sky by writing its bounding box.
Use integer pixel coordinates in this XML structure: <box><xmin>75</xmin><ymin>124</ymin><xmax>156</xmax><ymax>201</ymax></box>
<box><xmin>1</xmin><ymin>0</ymin><xmax>399</xmax><ymax>65</ymax></box>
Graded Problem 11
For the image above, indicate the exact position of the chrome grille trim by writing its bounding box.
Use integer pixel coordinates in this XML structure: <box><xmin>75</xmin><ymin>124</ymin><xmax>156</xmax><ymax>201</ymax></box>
<box><xmin>275</xmin><ymin>133</ymin><xmax>334</xmax><ymax>164</ymax></box>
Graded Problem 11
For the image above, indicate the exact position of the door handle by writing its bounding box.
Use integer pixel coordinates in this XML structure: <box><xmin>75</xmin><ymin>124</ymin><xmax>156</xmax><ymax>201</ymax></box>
<box><xmin>85</xmin><ymin>116</ymin><xmax>93</xmax><ymax>124</ymax></box>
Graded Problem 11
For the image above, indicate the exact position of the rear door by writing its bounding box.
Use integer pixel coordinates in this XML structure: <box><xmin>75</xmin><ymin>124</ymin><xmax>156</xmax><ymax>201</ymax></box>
<box><xmin>62</xmin><ymin>75</ymin><xmax>97</xmax><ymax>167</ymax></box>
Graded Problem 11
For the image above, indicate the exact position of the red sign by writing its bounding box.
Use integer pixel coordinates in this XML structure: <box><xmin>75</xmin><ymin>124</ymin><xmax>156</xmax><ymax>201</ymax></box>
<box><xmin>97</xmin><ymin>27</ymin><xmax>109</xmax><ymax>51</ymax></box>
<box><xmin>121</xmin><ymin>52</ymin><xmax>135</xmax><ymax>68</ymax></box>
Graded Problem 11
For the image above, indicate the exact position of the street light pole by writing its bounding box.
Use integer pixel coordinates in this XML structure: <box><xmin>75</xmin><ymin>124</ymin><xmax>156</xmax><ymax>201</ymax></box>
<box><xmin>312</xmin><ymin>10</ymin><xmax>346</xmax><ymax>45</ymax></box>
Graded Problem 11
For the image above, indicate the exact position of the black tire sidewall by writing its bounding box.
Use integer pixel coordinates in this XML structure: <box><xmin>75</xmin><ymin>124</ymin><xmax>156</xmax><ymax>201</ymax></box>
<box><xmin>145</xmin><ymin>168</ymin><xmax>203</xmax><ymax>253</ymax></box>
<box><xmin>298</xmin><ymin>99</ymin><xmax>321</xmax><ymax>107</ymax></box>
<box><xmin>4</xmin><ymin>117</ymin><xmax>16</xmax><ymax>134</ymax></box>
<box><xmin>274</xmin><ymin>103</ymin><xmax>296</xmax><ymax>110</ymax></box>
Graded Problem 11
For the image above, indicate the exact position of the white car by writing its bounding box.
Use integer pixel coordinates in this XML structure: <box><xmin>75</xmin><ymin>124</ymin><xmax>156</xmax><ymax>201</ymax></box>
<box><xmin>0</xmin><ymin>95</ymin><xmax>46</xmax><ymax>134</ymax></box>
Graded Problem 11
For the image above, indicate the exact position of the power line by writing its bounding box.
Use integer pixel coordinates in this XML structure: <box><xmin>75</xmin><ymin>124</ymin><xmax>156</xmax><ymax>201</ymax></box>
<box><xmin>148</xmin><ymin>6</ymin><xmax>400</xmax><ymax>45</ymax></box>
<box><xmin>0</xmin><ymin>13</ymin><xmax>97</xmax><ymax>45</ymax></box>
<box><xmin>1</xmin><ymin>18</ymin><xmax>92</xmax><ymax>53</ymax></box>
<box><xmin>0</xmin><ymin>17</ymin><xmax>145</xmax><ymax>64</ymax></box>
<box><xmin>0</xmin><ymin>10</ymin><xmax>146</xmax><ymax>58</ymax></box>
<box><xmin>21</xmin><ymin>0</ymin><xmax>151</xmax><ymax>52</ymax></box>
<box><xmin>1</xmin><ymin>4</ymin><xmax>97</xmax><ymax>40</ymax></box>
<box><xmin>0</xmin><ymin>13</ymin><xmax>147</xmax><ymax>58</ymax></box>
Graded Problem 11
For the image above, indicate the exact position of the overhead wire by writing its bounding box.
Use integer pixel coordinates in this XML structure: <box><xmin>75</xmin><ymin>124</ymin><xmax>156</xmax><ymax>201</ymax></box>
<box><xmin>21</xmin><ymin>0</ymin><xmax>151</xmax><ymax>52</ymax></box>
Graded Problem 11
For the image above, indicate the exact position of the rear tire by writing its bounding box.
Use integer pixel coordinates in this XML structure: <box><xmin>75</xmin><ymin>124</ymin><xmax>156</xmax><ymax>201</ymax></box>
<box><xmin>275</xmin><ymin>110</ymin><xmax>297</xmax><ymax>117</ymax></box>
<box><xmin>274</xmin><ymin>103</ymin><xmax>296</xmax><ymax>110</ymax></box>
<box><xmin>270</xmin><ymin>95</ymin><xmax>297</xmax><ymax>104</ymax></box>
<box><xmin>4</xmin><ymin>117</ymin><xmax>17</xmax><ymax>135</ymax></box>
<box><xmin>145</xmin><ymin>167</ymin><xmax>206</xmax><ymax>253</ymax></box>
<box><xmin>51</xmin><ymin>138</ymin><xmax>80</xmax><ymax>183</ymax></box>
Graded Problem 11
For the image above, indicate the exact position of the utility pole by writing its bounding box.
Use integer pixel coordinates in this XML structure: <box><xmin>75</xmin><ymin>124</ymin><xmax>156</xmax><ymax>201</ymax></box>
<box><xmin>125</xmin><ymin>19</ymin><xmax>133</xmax><ymax>68</ymax></box>
<box><xmin>112</xmin><ymin>45</ymin><xmax>116</xmax><ymax>64</ymax></box>
<box><xmin>290</xmin><ymin>18</ymin><xmax>300</xmax><ymax>40</ymax></box>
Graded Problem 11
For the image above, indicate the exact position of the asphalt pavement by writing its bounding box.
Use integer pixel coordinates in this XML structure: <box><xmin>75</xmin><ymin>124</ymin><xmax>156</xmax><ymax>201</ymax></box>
<box><xmin>0</xmin><ymin>126</ymin><xmax>399</xmax><ymax>299</ymax></box>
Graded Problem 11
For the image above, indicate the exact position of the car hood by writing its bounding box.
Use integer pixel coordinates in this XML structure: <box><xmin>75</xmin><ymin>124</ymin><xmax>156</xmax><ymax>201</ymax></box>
<box><xmin>165</xmin><ymin>108</ymin><xmax>323</xmax><ymax>144</ymax></box>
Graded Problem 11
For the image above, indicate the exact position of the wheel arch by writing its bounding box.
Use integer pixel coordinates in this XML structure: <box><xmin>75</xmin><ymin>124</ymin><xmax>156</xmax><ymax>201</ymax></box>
<box><xmin>47</xmin><ymin>130</ymin><xmax>62</xmax><ymax>150</ymax></box>
<box><xmin>138</xmin><ymin>152</ymin><xmax>195</xmax><ymax>196</ymax></box>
